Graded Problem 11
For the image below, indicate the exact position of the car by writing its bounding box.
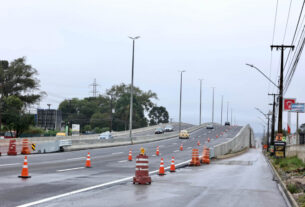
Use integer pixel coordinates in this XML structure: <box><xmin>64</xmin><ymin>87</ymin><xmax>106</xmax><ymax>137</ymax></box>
<box><xmin>179</xmin><ymin>130</ymin><xmax>190</xmax><ymax>139</ymax></box>
<box><xmin>164</xmin><ymin>125</ymin><xmax>174</xmax><ymax>132</ymax></box>
<box><xmin>99</xmin><ymin>131</ymin><xmax>113</xmax><ymax>139</ymax></box>
<box><xmin>4</xmin><ymin>131</ymin><xmax>17</xmax><ymax>138</ymax></box>
<box><xmin>56</xmin><ymin>132</ymin><xmax>66</xmax><ymax>137</ymax></box>
<box><xmin>155</xmin><ymin>128</ymin><xmax>164</xmax><ymax>134</ymax></box>
<box><xmin>225</xmin><ymin>122</ymin><xmax>230</xmax><ymax>126</ymax></box>
<box><xmin>206</xmin><ymin>124</ymin><xmax>214</xmax><ymax>129</ymax></box>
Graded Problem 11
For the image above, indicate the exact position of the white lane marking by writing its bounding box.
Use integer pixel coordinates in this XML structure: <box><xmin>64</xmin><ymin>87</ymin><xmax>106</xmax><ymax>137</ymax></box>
<box><xmin>0</xmin><ymin>163</ymin><xmax>19</xmax><ymax>167</ymax></box>
<box><xmin>66</xmin><ymin>157</ymin><xmax>84</xmax><ymax>161</ymax></box>
<box><xmin>187</xmin><ymin>147</ymin><xmax>192</xmax><ymax>149</ymax></box>
<box><xmin>57</xmin><ymin>167</ymin><xmax>85</xmax><ymax>172</ymax></box>
<box><xmin>159</xmin><ymin>145</ymin><xmax>164</xmax><ymax>147</ymax></box>
<box><xmin>18</xmin><ymin>159</ymin><xmax>191</xmax><ymax>207</ymax></box>
<box><xmin>118</xmin><ymin>160</ymin><xmax>127</xmax><ymax>163</ymax></box>
<box><xmin>173</xmin><ymin>150</ymin><xmax>179</xmax><ymax>153</ymax></box>
<box><xmin>152</xmin><ymin>154</ymin><xmax>156</xmax><ymax>157</ymax></box>
<box><xmin>111</xmin><ymin>152</ymin><xmax>123</xmax><ymax>155</ymax></box>
<box><xmin>172</xmin><ymin>143</ymin><xmax>178</xmax><ymax>145</ymax></box>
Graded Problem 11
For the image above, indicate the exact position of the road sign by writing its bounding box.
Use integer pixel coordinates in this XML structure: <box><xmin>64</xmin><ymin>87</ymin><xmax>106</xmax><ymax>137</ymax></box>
<box><xmin>274</xmin><ymin>141</ymin><xmax>286</xmax><ymax>158</ymax></box>
<box><xmin>284</xmin><ymin>98</ymin><xmax>296</xmax><ymax>111</ymax></box>
<box><xmin>291</xmin><ymin>103</ymin><xmax>305</xmax><ymax>113</ymax></box>
<box><xmin>31</xmin><ymin>143</ymin><xmax>36</xmax><ymax>151</ymax></box>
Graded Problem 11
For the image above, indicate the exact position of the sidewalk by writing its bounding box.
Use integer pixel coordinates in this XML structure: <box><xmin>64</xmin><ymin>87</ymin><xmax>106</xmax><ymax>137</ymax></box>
<box><xmin>35</xmin><ymin>149</ymin><xmax>288</xmax><ymax>207</ymax></box>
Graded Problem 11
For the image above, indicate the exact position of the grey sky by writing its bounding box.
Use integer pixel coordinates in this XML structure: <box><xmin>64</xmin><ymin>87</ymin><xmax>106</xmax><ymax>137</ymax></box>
<box><xmin>1</xmin><ymin>0</ymin><xmax>304</xmax><ymax>133</ymax></box>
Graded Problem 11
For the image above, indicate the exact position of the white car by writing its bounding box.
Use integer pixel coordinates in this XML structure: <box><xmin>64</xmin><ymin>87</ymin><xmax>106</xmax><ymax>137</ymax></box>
<box><xmin>206</xmin><ymin>124</ymin><xmax>214</xmax><ymax>129</ymax></box>
<box><xmin>99</xmin><ymin>131</ymin><xmax>113</xmax><ymax>139</ymax></box>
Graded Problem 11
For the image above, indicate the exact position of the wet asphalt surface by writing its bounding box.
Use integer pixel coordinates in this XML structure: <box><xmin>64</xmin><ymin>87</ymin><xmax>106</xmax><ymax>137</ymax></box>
<box><xmin>40</xmin><ymin>149</ymin><xmax>287</xmax><ymax>207</ymax></box>
<box><xmin>0</xmin><ymin>124</ymin><xmax>241</xmax><ymax>207</ymax></box>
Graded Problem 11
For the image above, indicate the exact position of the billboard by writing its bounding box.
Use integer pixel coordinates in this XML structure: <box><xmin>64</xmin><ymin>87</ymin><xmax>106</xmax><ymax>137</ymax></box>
<box><xmin>291</xmin><ymin>103</ymin><xmax>305</xmax><ymax>113</ymax></box>
<box><xmin>72</xmin><ymin>124</ymin><xmax>80</xmax><ymax>136</ymax></box>
<box><xmin>284</xmin><ymin>98</ymin><xmax>296</xmax><ymax>111</ymax></box>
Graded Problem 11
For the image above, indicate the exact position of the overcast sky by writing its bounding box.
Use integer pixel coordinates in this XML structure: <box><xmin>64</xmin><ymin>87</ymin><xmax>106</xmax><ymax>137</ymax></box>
<box><xmin>1</xmin><ymin>0</ymin><xmax>304</xmax><ymax>134</ymax></box>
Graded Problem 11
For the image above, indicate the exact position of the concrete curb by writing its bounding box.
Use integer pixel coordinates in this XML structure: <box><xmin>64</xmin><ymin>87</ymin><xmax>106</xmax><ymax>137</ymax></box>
<box><xmin>264</xmin><ymin>153</ymin><xmax>299</xmax><ymax>207</ymax></box>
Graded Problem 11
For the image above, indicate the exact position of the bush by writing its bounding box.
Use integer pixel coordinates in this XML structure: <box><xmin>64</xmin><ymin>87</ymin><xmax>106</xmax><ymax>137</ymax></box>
<box><xmin>273</xmin><ymin>156</ymin><xmax>305</xmax><ymax>172</ymax></box>
<box><xmin>298</xmin><ymin>194</ymin><xmax>305</xmax><ymax>207</ymax></box>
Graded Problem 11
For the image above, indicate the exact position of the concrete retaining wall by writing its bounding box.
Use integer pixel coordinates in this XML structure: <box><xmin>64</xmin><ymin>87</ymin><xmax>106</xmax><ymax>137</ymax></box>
<box><xmin>213</xmin><ymin>124</ymin><xmax>254</xmax><ymax>158</ymax></box>
<box><xmin>286</xmin><ymin>145</ymin><xmax>305</xmax><ymax>162</ymax></box>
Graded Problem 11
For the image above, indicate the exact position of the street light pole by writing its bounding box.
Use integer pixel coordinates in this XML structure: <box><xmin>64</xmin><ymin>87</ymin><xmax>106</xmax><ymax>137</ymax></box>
<box><xmin>179</xmin><ymin>70</ymin><xmax>186</xmax><ymax>133</ymax></box>
<box><xmin>226</xmin><ymin>102</ymin><xmax>229</xmax><ymax>122</ymax></box>
<box><xmin>212</xmin><ymin>87</ymin><xmax>215</xmax><ymax>123</ymax></box>
<box><xmin>221</xmin><ymin>95</ymin><xmax>223</xmax><ymax>125</ymax></box>
<box><xmin>199</xmin><ymin>79</ymin><xmax>203</xmax><ymax>125</ymax></box>
<box><xmin>128</xmin><ymin>36</ymin><xmax>140</xmax><ymax>144</ymax></box>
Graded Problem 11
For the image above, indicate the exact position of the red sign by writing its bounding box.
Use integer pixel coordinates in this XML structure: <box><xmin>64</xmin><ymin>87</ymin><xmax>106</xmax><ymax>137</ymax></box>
<box><xmin>284</xmin><ymin>98</ymin><xmax>296</xmax><ymax>111</ymax></box>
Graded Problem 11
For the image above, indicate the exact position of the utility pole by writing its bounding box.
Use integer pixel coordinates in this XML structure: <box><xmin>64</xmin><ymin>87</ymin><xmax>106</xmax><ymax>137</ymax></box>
<box><xmin>220</xmin><ymin>95</ymin><xmax>223</xmax><ymax>125</ymax></box>
<box><xmin>212</xmin><ymin>87</ymin><xmax>215</xmax><ymax>123</ymax></box>
<box><xmin>179</xmin><ymin>70</ymin><xmax>186</xmax><ymax>132</ymax></box>
<box><xmin>271</xmin><ymin>45</ymin><xmax>294</xmax><ymax>134</ymax></box>
<box><xmin>128</xmin><ymin>36</ymin><xmax>140</xmax><ymax>144</ymax></box>
<box><xmin>199</xmin><ymin>79</ymin><xmax>203</xmax><ymax>125</ymax></box>
<box><xmin>268</xmin><ymin>93</ymin><xmax>279</xmax><ymax>147</ymax></box>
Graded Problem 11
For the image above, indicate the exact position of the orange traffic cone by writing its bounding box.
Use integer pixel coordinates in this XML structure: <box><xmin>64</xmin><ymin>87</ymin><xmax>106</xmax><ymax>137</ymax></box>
<box><xmin>216</xmin><ymin>135</ymin><xmax>219</xmax><ymax>138</ymax></box>
<box><xmin>156</xmin><ymin>146</ymin><xmax>160</xmax><ymax>156</ymax></box>
<box><xmin>197</xmin><ymin>141</ymin><xmax>200</xmax><ymax>146</ymax></box>
<box><xmin>158</xmin><ymin>158</ymin><xmax>165</xmax><ymax>175</ymax></box>
<box><xmin>180</xmin><ymin>144</ymin><xmax>183</xmax><ymax>151</ymax></box>
<box><xmin>19</xmin><ymin>156</ymin><xmax>31</xmax><ymax>178</ymax></box>
<box><xmin>189</xmin><ymin>149</ymin><xmax>201</xmax><ymax>166</ymax></box>
<box><xmin>86</xmin><ymin>152</ymin><xmax>92</xmax><ymax>168</ymax></box>
<box><xmin>201</xmin><ymin>147</ymin><xmax>210</xmax><ymax>164</ymax></box>
<box><xmin>207</xmin><ymin>137</ymin><xmax>210</xmax><ymax>143</ymax></box>
<box><xmin>170</xmin><ymin>157</ymin><xmax>176</xmax><ymax>172</ymax></box>
<box><xmin>128</xmin><ymin>150</ymin><xmax>132</xmax><ymax>161</ymax></box>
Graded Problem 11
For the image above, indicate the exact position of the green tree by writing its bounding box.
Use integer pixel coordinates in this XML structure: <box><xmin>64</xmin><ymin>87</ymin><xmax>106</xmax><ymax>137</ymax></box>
<box><xmin>2</xmin><ymin>96</ymin><xmax>34</xmax><ymax>137</ymax></box>
<box><xmin>148</xmin><ymin>106</ymin><xmax>169</xmax><ymax>125</ymax></box>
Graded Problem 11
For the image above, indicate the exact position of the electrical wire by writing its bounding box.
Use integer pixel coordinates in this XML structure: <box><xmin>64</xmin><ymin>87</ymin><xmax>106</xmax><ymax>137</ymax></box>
<box><xmin>282</xmin><ymin>0</ymin><xmax>293</xmax><ymax>43</ymax></box>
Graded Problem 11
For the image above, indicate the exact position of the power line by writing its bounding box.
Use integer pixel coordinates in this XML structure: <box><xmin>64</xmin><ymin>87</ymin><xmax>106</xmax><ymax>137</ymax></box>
<box><xmin>282</xmin><ymin>0</ymin><xmax>293</xmax><ymax>43</ymax></box>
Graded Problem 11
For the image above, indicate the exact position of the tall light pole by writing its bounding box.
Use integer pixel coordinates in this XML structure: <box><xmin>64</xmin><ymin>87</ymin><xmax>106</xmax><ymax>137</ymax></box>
<box><xmin>199</xmin><ymin>79</ymin><xmax>203</xmax><ymax>125</ymax></box>
<box><xmin>211</xmin><ymin>87</ymin><xmax>215</xmax><ymax>123</ymax></box>
<box><xmin>231</xmin><ymin>108</ymin><xmax>233</xmax><ymax>124</ymax></box>
<box><xmin>128</xmin><ymin>36</ymin><xmax>140</xmax><ymax>144</ymax></box>
<box><xmin>220</xmin><ymin>95</ymin><xmax>223</xmax><ymax>125</ymax></box>
<box><xmin>226</xmin><ymin>102</ymin><xmax>229</xmax><ymax>122</ymax></box>
<box><xmin>179</xmin><ymin>70</ymin><xmax>186</xmax><ymax>133</ymax></box>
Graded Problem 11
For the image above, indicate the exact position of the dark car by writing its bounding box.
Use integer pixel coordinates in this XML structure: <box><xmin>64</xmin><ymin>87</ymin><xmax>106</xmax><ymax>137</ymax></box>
<box><xmin>155</xmin><ymin>128</ymin><xmax>164</xmax><ymax>134</ymax></box>
<box><xmin>164</xmin><ymin>125</ymin><xmax>174</xmax><ymax>132</ymax></box>
<box><xmin>225</xmin><ymin>122</ymin><xmax>230</xmax><ymax>126</ymax></box>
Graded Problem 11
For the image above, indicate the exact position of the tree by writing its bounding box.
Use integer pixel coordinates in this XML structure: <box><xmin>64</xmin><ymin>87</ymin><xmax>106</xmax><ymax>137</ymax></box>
<box><xmin>0</xmin><ymin>58</ymin><xmax>43</xmax><ymax>135</ymax></box>
<box><xmin>148</xmin><ymin>106</ymin><xmax>169</xmax><ymax>125</ymax></box>
<box><xmin>1</xmin><ymin>96</ymin><xmax>34</xmax><ymax>137</ymax></box>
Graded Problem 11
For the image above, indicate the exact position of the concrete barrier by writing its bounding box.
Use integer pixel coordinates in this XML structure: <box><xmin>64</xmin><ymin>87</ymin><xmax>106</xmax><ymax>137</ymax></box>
<box><xmin>212</xmin><ymin>124</ymin><xmax>254</xmax><ymax>158</ymax></box>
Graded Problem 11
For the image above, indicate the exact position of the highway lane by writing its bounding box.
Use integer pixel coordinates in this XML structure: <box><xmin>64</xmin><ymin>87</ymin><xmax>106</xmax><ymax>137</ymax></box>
<box><xmin>43</xmin><ymin>149</ymin><xmax>287</xmax><ymax>207</ymax></box>
<box><xmin>0</xmin><ymin>124</ymin><xmax>241</xmax><ymax>207</ymax></box>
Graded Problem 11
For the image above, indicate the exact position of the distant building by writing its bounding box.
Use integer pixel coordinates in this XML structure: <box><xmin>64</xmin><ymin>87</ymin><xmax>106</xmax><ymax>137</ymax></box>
<box><xmin>36</xmin><ymin>109</ymin><xmax>62</xmax><ymax>131</ymax></box>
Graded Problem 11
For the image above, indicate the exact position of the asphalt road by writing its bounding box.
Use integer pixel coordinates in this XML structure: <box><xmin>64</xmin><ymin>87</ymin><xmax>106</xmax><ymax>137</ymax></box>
<box><xmin>0</xmin><ymin>124</ymin><xmax>241</xmax><ymax>207</ymax></box>
<box><xmin>43</xmin><ymin>149</ymin><xmax>287</xmax><ymax>207</ymax></box>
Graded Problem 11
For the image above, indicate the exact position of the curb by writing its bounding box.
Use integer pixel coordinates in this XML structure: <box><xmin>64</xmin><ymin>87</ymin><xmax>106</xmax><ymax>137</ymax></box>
<box><xmin>264</xmin><ymin>153</ymin><xmax>299</xmax><ymax>207</ymax></box>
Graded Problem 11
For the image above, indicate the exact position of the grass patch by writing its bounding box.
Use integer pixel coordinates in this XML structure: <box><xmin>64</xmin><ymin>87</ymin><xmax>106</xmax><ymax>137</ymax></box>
<box><xmin>287</xmin><ymin>183</ymin><xmax>302</xmax><ymax>194</ymax></box>
<box><xmin>272</xmin><ymin>156</ymin><xmax>305</xmax><ymax>172</ymax></box>
<box><xmin>298</xmin><ymin>194</ymin><xmax>305</xmax><ymax>207</ymax></box>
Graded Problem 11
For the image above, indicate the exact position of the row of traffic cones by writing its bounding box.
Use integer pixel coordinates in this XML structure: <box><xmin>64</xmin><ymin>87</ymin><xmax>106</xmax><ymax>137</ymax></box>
<box><xmin>158</xmin><ymin>157</ymin><xmax>176</xmax><ymax>175</ymax></box>
<box><xmin>19</xmin><ymin>152</ymin><xmax>92</xmax><ymax>179</ymax></box>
